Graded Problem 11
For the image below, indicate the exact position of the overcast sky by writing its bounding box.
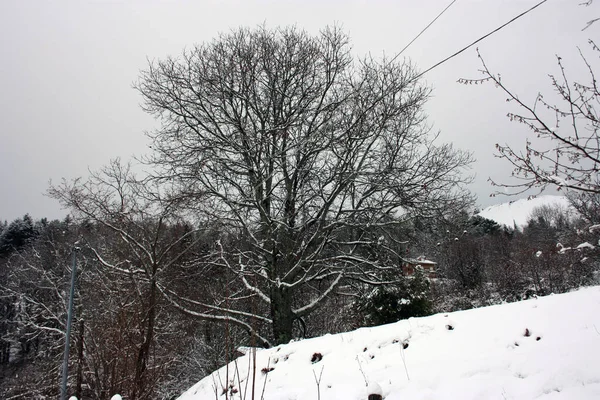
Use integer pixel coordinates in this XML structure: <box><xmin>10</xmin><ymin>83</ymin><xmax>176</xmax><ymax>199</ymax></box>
<box><xmin>0</xmin><ymin>0</ymin><xmax>596</xmax><ymax>222</ymax></box>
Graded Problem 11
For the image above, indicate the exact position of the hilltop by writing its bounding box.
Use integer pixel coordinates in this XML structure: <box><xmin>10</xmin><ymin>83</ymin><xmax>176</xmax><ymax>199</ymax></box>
<box><xmin>478</xmin><ymin>195</ymin><xmax>574</xmax><ymax>229</ymax></box>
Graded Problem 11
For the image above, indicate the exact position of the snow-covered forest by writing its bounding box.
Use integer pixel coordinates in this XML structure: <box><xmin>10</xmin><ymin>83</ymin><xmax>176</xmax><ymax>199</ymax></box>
<box><xmin>1</xmin><ymin>193</ymin><xmax>599</xmax><ymax>399</ymax></box>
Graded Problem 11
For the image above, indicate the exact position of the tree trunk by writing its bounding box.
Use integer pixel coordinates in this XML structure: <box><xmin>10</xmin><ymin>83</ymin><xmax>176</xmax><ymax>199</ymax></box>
<box><xmin>270</xmin><ymin>286</ymin><xmax>294</xmax><ymax>345</ymax></box>
<box><xmin>131</xmin><ymin>277</ymin><xmax>157</xmax><ymax>400</ymax></box>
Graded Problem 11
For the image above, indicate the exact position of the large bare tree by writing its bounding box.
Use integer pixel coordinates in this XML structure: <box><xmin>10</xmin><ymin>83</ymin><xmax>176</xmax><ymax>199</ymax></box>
<box><xmin>136</xmin><ymin>26</ymin><xmax>474</xmax><ymax>344</ymax></box>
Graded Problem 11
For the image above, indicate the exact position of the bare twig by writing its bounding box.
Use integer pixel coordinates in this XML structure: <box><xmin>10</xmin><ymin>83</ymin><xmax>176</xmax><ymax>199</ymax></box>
<box><xmin>399</xmin><ymin>343</ymin><xmax>411</xmax><ymax>381</ymax></box>
<box><xmin>355</xmin><ymin>355</ymin><xmax>369</xmax><ymax>387</ymax></box>
<box><xmin>234</xmin><ymin>359</ymin><xmax>243</xmax><ymax>400</ymax></box>
<box><xmin>312</xmin><ymin>365</ymin><xmax>325</xmax><ymax>400</ymax></box>
<box><xmin>211</xmin><ymin>374</ymin><xmax>220</xmax><ymax>400</ymax></box>
<box><xmin>259</xmin><ymin>358</ymin><xmax>270</xmax><ymax>400</ymax></box>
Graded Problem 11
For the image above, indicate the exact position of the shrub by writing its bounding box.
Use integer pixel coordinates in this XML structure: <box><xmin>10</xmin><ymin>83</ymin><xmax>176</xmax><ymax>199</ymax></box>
<box><xmin>355</xmin><ymin>267</ymin><xmax>432</xmax><ymax>326</ymax></box>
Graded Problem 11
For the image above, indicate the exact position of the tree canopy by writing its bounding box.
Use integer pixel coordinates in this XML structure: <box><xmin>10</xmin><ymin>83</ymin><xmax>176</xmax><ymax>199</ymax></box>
<box><xmin>135</xmin><ymin>25</ymin><xmax>474</xmax><ymax>344</ymax></box>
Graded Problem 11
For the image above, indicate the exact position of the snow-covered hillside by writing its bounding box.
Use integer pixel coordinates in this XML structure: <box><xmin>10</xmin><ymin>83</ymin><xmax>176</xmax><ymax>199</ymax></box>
<box><xmin>178</xmin><ymin>286</ymin><xmax>600</xmax><ymax>400</ymax></box>
<box><xmin>478</xmin><ymin>195</ymin><xmax>574</xmax><ymax>229</ymax></box>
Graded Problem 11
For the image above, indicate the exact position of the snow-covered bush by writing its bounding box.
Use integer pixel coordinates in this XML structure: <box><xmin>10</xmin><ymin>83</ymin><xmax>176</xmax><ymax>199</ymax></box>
<box><xmin>355</xmin><ymin>267</ymin><xmax>432</xmax><ymax>326</ymax></box>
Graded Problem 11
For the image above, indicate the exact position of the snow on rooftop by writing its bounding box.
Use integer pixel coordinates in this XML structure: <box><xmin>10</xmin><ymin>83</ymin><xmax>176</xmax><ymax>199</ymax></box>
<box><xmin>404</xmin><ymin>256</ymin><xmax>436</xmax><ymax>265</ymax></box>
<box><xmin>177</xmin><ymin>286</ymin><xmax>600</xmax><ymax>400</ymax></box>
<box><xmin>478</xmin><ymin>195</ymin><xmax>573</xmax><ymax>229</ymax></box>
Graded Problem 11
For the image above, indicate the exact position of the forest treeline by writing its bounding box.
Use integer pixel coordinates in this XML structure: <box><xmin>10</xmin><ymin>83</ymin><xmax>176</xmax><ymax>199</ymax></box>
<box><xmin>1</xmin><ymin>197</ymin><xmax>598</xmax><ymax>399</ymax></box>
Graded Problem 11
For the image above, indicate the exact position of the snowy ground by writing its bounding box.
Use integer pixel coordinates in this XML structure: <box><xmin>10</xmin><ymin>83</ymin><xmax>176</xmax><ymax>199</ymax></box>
<box><xmin>178</xmin><ymin>286</ymin><xmax>600</xmax><ymax>400</ymax></box>
<box><xmin>478</xmin><ymin>195</ymin><xmax>573</xmax><ymax>229</ymax></box>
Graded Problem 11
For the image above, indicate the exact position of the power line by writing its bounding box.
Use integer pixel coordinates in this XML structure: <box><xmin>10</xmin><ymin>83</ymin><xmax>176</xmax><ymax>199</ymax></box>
<box><xmin>390</xmin><ymin>0</ymin><xmax>458</xmax><ymax>64</ymax></box>
<box><xmin>413</xmin><ymin>0</ymin><xmax>549</xmax><ymax>81</ymax></box>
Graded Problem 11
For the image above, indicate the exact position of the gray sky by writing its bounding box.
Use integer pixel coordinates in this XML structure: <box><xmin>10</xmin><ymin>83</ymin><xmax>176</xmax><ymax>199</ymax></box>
<box><xmin>0</xmin><ymin>0</ymin><xmax>595</xmax><ymax>222</ymax></box>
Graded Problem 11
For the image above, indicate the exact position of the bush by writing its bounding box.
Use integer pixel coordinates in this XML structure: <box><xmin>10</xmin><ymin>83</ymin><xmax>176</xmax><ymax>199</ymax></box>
<box><xmin>356</xmin><ymin>267</ymin><xmax>432</xmax><ymax>326</ymax></box>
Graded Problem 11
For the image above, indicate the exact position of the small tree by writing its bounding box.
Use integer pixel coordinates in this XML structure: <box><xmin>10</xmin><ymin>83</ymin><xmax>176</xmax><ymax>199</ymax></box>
<box><xmin>136</xmin><ymin>25</ymin><xmax>474</xmax><ymax>345</ymax></box>
<box><xmin>567</xmin><ymin>191</ymin><xmax>600</xmax><ymax>224</ymax></box>
<box><xmin>48</xmin><ymin>160</ymin><xmax>218</xmax><ymax>398</ymax></box>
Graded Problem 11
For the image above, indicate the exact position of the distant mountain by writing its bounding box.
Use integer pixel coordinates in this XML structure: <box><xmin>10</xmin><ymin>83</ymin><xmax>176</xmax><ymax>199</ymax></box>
<box><xmin>478</xmin><ymin>195</ymin><xmax>574</xmax><ymax>229</ymax></box>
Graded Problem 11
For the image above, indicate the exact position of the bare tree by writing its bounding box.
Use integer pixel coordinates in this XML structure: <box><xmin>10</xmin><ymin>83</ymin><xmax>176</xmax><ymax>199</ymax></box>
<box><xmin>567</xmin><ymin>191</ymin><xmax>600</xmax><ymax>223</ymax></box>
<box><xmin>48</xmin><ymin>160</ymin><xmax>231</xmax><ymax>398</ymax></box>
<box><xmin>459</xmin><ymin>40</ymin><xmax>599</xmax><ymax>197</ymax></box>
<box><xmin>136</xmin><ymin>25</ymin><xmax>474</xmax><ymax>345</ymax></box>
<box><xmin>0</xmin><ymin>219</ymin><xmax>78</xmax><ymax>399</ymax></box>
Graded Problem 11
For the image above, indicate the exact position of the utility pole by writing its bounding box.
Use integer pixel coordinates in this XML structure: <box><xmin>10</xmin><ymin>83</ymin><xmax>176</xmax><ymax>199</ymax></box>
<box><xmin>60</xmin><ymin>245</ymin><xmax>79</xmax><ymax>400</ymax></box>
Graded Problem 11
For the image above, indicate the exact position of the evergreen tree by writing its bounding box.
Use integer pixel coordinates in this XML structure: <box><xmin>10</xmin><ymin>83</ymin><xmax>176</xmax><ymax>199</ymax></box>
<box><xmin>0</xmin><ymin>214</ymin><xmax>39</xmax><ymax>257</ymax></box>
<box><xmin>356</xmin><ymin>267</ymin><xmax>432</xmax><ymax>326</ymax></box>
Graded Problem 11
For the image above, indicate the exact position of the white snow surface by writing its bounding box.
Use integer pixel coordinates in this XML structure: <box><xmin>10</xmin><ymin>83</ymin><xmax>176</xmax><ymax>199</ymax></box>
<box><xmin>178</xmin><ymin>286</ymin><xmax>600</xmax><ymax>400</ymax></box>
<box><xmin>478</xmin><ymin>195</ymin><xmax>573</xmax><ymax>229</ymax></box>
